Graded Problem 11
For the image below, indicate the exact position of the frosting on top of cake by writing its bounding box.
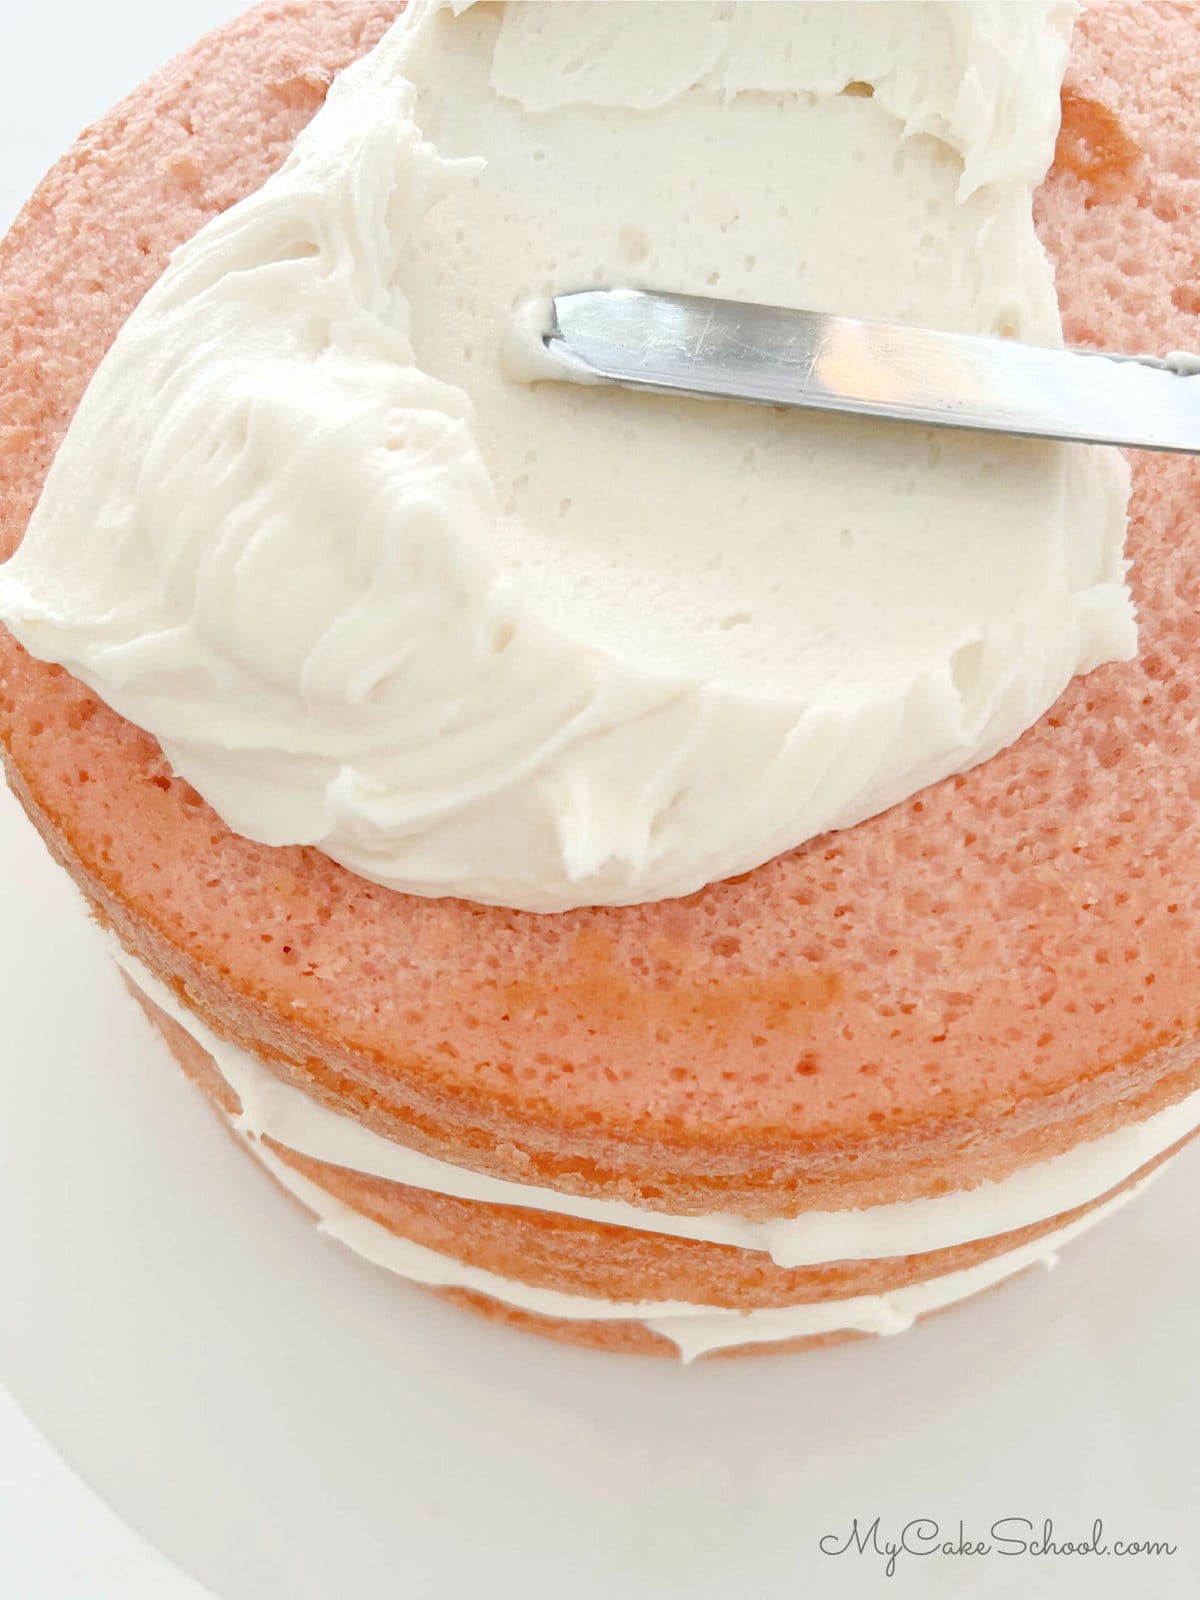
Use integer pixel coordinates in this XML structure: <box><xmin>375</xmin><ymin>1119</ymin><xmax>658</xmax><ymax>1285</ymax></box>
<box><xmin>0</xmin><ymin>1</ymin><xmax>1134</xmax><ymax>911</ymax></box>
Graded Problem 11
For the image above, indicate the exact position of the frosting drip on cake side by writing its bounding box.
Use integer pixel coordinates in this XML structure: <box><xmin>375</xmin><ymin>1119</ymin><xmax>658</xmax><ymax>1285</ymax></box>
<box><xmin>0</xmin><ymin>1</ymin><xmax>1134</xmax><ymax>910</ymax></box>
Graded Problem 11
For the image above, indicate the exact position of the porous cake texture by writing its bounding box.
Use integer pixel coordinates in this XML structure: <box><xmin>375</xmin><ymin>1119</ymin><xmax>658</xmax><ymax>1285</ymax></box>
<box><xmin>2</xmin><ymin>1</ymin><xmax>1199</xmax><ymax>1354</ymax></box>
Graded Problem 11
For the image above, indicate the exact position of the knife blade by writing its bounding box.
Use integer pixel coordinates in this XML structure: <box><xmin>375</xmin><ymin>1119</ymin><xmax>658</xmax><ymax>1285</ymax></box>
<box><xmin>541</xmin><ymin>288</ymin><xmax>1200</xmax><ymax>455</ymax></box>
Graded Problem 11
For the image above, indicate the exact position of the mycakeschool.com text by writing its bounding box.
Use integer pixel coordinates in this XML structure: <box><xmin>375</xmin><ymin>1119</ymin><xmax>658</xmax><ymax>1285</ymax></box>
<box><xmin>818</xmin><ymin>1517</ymin><xmax>1178</xmax><ymax>1579</ymax></box>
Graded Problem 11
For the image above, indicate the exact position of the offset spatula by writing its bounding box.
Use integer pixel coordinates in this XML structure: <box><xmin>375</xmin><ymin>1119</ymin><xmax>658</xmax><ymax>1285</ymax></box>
<box><xmin>539</xmin><ymin>288</ymin><xmax>1200</xmax><ymax>454</ymax></box>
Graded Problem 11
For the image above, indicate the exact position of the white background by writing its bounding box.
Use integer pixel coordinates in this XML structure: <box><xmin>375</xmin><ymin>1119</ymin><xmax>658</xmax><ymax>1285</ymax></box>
<box><xmin>1</xmin><ymin>7</ymin><xmax>235</xmax><ymax>1595</ymax></box>
<box><xmin>0</xmin><ymin>5</ymin><xmax>1198</xmax><ymax>1599</ymax></box>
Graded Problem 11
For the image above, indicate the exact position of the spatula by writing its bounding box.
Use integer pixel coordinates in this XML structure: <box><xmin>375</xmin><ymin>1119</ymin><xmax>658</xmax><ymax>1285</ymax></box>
<box><xmin>538</xmin><ymin>288</ymin><xmax>1200</xmax><ymax>454</ymax></box>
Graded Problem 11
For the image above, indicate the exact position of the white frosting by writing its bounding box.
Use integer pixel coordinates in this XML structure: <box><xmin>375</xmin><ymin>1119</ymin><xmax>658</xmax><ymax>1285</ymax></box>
<box><xmin>0</xmin><ymin>1</ymin><xmax>1134</xmax><ymax>912</ymax></box>
<box><xmin>1160</xmin><ymin>351</ymin><xmax>1200</xmax><ymax>378</ymax></box>
<box><xmin>251</xmin><ymin>1136</ymin><xmax>1151</xmax><ymax>1360</ymax></box>
<box><xmin>109</xmin><ymin>935</ymin><xmax>1200</xmax><ymax>1270</ymax></box>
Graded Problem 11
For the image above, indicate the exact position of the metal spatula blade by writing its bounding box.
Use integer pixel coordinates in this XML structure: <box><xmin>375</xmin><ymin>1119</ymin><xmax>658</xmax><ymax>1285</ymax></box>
<box><xmin>541</xmin><ymin>288</ymin><xmax>1200</xmax><ymax>454</ymax></box>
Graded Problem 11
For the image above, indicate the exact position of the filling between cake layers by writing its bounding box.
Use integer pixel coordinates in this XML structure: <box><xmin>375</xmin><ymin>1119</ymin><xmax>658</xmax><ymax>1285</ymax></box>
<box><xmin>0</xmin><ymin>0</ymin><xmax>1134</xmax><ymax>912</ymax></box>
<box><xmin>249</xmin><ymin>1142</ymin><xmax>1152</xmax><ymax>1362</ymax></box>
<box><xmin>107</xmin><ymin>936</ymin><xmax>1195</xmax><ymax>1358</ymax></box>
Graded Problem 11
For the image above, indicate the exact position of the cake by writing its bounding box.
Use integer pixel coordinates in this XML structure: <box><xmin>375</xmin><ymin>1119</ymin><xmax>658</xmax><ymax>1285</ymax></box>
<box><xmin>1</xmin><ymin>0</ymin><xmax>1198</xmax><ymax>1359</ymax></box>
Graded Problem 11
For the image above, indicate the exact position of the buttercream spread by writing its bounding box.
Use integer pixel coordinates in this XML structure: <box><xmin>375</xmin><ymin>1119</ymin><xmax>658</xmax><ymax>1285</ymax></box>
<box><xmin>109</xmin><ymin>934</ymin><xmax>1199</xmax><ymax>1274</ymax></box>
<box><xmin>0</xmin><ymin>0</ymin><xmax>1134</xmax><ymax>911</ymax></box>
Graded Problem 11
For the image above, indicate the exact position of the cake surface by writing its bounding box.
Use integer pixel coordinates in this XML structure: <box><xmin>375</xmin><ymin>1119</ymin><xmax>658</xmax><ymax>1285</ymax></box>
<box><xmin>1</xmin><ymin>0</ymin><xmax>1199</xmax><ymax>1355</ymax></box>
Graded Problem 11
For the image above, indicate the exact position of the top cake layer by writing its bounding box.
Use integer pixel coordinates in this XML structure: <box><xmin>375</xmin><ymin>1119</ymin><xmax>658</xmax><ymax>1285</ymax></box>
<box><xmin>0</xmin><ymin>1</ymin><xmax>1132</xmax><ymax>910</ymax></box>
